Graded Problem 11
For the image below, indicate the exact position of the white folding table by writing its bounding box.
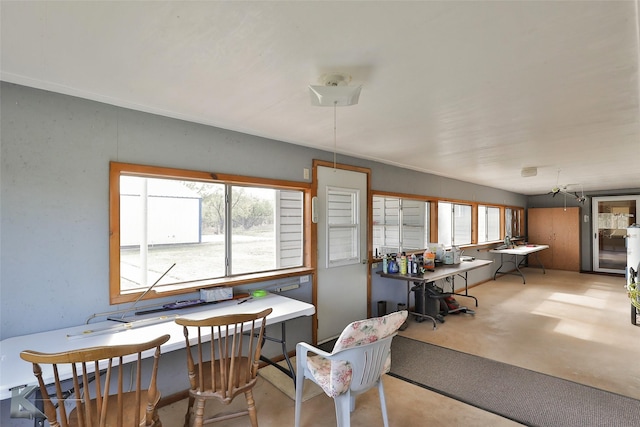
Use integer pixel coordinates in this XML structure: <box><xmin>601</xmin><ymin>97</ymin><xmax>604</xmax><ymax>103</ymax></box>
<box><xmin>378</xmin><ymin>259</ymin><xmax>493</xmax><ymax>328</ymax></box>
<box><xmin>490</xmin><ymin>244</ymin><xmax>549</xmax><ymax>284</ymax></box>
<box><xmin>1</xmin><ymin>293</ymin><xmax>315</xmax><ymax>420</ymax></box>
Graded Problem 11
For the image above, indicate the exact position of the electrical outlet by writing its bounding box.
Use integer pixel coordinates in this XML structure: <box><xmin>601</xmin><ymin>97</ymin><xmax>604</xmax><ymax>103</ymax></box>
<box><xmin>299</xmin><ymin>275</ymin><xmax>309</xmax><ymax>283</ymax></box>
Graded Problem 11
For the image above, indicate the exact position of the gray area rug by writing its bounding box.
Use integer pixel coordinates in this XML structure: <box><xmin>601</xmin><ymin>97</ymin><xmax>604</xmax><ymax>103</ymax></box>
<box><xmin>389</xmin><ymin>336</ymin><xmax>640</xmax><ymax>427</ymax></box>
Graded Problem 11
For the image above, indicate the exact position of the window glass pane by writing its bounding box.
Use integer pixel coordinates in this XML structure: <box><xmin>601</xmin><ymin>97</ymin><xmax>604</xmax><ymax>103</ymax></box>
<box><xmin>506</xmin><ymin>208</ymin><xmax>523</xmax><ymax>237</ymax></box>
<box><xmin>373</xmin><ymin>196</ymin><xmax>429</xmax><ymax>255</ymax></box>
<box><xmin>454</xmin><ymin>204</ymin><xmax>472</xmax><ymax>245</ymax></box>
<box><xmin>231</xmin><ymin>186</ymin><xmax>277</xmax><ymax>275</ymax></box>
<box><xmin>513</xmin><ymin>209</ymin><xmax>522</xmax><ymax>237</ymax></box>
<box><xmin>328</xmin><ymin>190</ymin><xmax>357</xmax><ymax>225</ymax></box>
<box><xmin>478</xmin><ymin>206</ymin><xmax>487</xmax><ymax>243</ymax></box>
<box><xmin>328</xmin><ymin>226</ymin><xmax>358</xmax><ymax>262</ymax></box>
<box><xmin>117</xmin><ymin>173</ymin><xmax>304</xmax><ymax>297</ymax></box>
<box><xmin>276</xmin><ymin>190</ymin><xmax>304</xmax><ymax>268</ymax></box>
<box><xmin>372</xmin><ymin>196</ymin><xmax>385</xmax><ymax>255</ymax></box>
<box><xmin>119</xmin><ymin>176</ymin><xmax>225</xmax><ymax>292</ymax></box>
<box><xmin>487</xmin><ymin>207</ymin><xmax>500</xmax><ymax>241</ymax></box>
<box><xmin>438</xmin><ymin>202</ymin><xmax>453</xmax><ymax>246</ymax></box>
<box><xmin>402</xmin><ymin>199</ymin><xmax>428</xmax><ymax>251</ymax></box>
<box><xmin>327</xmin><ymin>188</ymin><xmax>359</xmax><ymax>266</ymax></box>
<box><xmin>479</xmin><ymin>205</ymin><xmax>500</xmax><ymax>242</ymax></box>
<box><xmin>382</xmin><ymin>197</ymin><xmax>400</xmax><ymax>254</ymax></box>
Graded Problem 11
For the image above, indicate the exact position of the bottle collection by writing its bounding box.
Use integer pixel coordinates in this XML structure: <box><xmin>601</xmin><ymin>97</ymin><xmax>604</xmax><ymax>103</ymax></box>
<box><xmin>382</xmin><ymin>251</ymin><xmax>432</xmax><ymax>275</ymax></box>
<box><xmin>378</xmin><ymin>243</ymin><xmax>463</xmax><ymax>274</ymax></box>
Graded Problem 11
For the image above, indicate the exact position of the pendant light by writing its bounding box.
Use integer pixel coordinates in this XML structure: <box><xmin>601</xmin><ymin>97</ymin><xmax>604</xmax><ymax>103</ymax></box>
<box><xmin>309</xmin><ymin>73</ymin><xmax>362</xmax><ymax>169</ymax></box>
<box><xmin>309</xmin><ymin>73</ymin><xmax>362</xmax><ymax>107</ymax></box>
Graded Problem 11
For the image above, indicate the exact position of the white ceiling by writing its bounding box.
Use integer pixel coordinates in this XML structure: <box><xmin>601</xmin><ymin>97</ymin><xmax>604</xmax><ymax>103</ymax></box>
<box><xmin>2</xmin><ymin>1</ymin><xmax>639</xmax><ymax>196</ymax></box>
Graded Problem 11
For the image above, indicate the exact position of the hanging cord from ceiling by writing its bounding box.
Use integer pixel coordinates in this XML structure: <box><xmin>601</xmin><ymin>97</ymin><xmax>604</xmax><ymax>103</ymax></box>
<box><xmin>635</xmin><ymin>0</ymin><xmax>640</xmax><ymax>112</ymax></box>
<box><xmin>333</xmin><ymin>100</ymin><xmax>337</xmax><ymax>170</ymax></box>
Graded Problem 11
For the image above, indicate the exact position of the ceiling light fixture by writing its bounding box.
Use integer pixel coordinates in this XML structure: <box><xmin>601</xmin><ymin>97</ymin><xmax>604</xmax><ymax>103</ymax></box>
<box><xmin>549</xmin><ymin>169</ymin><xmax>587</xmax><ymax>204</ymax></box>
<box><xmin>309</xmin><ymin>73</ymin><xmax>362</xmax><ymax>107</ymax></box>
<box><xmin>309</xmin><ymin>73</ymin><xmax>362</xmax><ymax>169</ymax></box>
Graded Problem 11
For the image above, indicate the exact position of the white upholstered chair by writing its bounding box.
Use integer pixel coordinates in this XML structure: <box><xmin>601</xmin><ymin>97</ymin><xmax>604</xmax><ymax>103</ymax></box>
<box><xmin>294</xmin><ymin>310</ymin><xmax>408</xmax><ymax>427</ymax></box>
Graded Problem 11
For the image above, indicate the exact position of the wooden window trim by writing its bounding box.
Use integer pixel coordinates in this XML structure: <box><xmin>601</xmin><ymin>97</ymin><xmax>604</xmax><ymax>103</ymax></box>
<box><xmin>109</xmin><ymin>162</ymin><xmax>312</xmax><ymax>304</ymax></box>
<box><xmin>371</xmin><ymin>190</ymin><xmax>524</xmax><ymax>259</ymax></box>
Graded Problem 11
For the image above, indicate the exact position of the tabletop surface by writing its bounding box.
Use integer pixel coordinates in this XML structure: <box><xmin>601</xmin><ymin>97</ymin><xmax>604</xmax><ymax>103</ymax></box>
<box><xmin>378</xmin><ymin>259</ymin><xmax>493</xmax><ymax>283</ymax></box>
<box><xmin>0</xmin><ymin>293</ymin><xmax>314</xmax><ymax>401</ymax></box>
<box><xmin>489</xmin><ymin>244</ymin><xmax>549</xmax><ymax>255</ymax></box>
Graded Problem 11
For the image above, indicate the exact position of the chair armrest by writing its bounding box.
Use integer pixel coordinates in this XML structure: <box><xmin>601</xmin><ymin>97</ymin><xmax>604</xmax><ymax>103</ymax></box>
<box><xmin>296</xmin><ymin>341</ymin><xmax>332</xmax><ymax>359</ymax></box>
<box><xmin>296</xmin><ymin>342</ymin><xmax>333</xmax><ymax>378</ymax></box>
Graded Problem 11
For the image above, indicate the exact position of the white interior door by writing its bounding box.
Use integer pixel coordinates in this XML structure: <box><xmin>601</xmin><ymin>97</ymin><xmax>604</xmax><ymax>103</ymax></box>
<box><xmin>316</xmin><ymin>165</ymin><xmax>368</xmax><ymax>342</ymax></box>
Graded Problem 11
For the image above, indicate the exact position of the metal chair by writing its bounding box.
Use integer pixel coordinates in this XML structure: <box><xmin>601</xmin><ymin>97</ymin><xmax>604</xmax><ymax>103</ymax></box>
<box><xmin>294</xmin><ymin>310</ymin><xmax>408</xmax><ymax>427</ymax></box>
<box><xmin>175</xmin><ymin>308</ymin><xmax>272</xmax><ymax>427</ymax></box>
<box><xmin>19</xmin><ymin>334</ymin><xmax>170</xmax><ymax>427</ymax></box>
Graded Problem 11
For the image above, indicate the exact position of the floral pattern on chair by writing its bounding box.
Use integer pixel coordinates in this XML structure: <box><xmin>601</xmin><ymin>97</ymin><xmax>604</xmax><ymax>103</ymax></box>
<box><xmin>306</xmin><ymin>310</ymin><xmax>408</xmax><ymax>397</ymax></box>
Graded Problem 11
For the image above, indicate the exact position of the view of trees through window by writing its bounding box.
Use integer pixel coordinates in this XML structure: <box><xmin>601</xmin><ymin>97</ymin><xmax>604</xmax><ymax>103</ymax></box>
<box><xmin>119</xmin><ymin>175</ymin><xmax>303</xmax><ymax>293</ymax></box>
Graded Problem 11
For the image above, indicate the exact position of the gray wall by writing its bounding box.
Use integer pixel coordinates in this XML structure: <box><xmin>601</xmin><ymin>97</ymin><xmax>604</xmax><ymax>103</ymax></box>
<box><xmin>1</xmin><ymin>82</ymin><xmax>530</xmax><ymax>423</ymax></box>
<box><xmin>6</xmin><ymin>81</ymin><xmax>637</xmax><ymax>424</ymax></box>
<box><xmin>0</xmin><ymin>81</ymin><xmax>527</xmax><ymax>340</ymax></box>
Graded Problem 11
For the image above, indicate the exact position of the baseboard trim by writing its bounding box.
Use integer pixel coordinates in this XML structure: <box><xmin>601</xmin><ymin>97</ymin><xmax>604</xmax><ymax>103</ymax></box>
<box><xmin>158</xmin><ymin>389</ymin><xmax>189</xmax><ymax>408</ymax></box>
<box><xmin>580</xmin><ymin>270</ymin><xmax>625</xmax><ymax>277</ymax></box>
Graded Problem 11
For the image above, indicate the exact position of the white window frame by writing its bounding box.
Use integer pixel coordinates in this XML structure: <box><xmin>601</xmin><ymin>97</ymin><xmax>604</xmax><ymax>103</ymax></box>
<box><xmin>326</xmin><ymin>186</ymin><xmax>360</xmax><ymax>268</ymax></box>
<box><xmin>478</xmin><ymin>205</ymin><xmax>501</xmax><ymax>243</ymax></box>
<box><xmin>438</xmin><ymin>201</ymin><xmax>472</xmax><ymax>247</ymax></box>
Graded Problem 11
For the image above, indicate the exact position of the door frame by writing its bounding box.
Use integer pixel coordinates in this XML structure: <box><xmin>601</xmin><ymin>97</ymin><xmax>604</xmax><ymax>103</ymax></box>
<box><xmin>592</xmin><ymin>195</ymin><xmax>640</xmax><ymax>274</ymax></box>
<box><xmin>311</xmin><ymin>159</ymin><xmax>372</xmax><ymax>344</ymax></box>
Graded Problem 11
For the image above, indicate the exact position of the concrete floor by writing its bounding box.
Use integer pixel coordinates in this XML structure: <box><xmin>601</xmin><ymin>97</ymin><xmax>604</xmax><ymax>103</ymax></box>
<box><xmin>158</xmin><ymin>269</ymin><xmax>640</xmax><ymax>426</ymax></box>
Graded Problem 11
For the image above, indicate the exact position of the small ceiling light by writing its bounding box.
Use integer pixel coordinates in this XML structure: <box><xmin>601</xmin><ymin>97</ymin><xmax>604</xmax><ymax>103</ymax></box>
<box><xmin>309</xmin><ymin>73</ymin><xmax>362</xmax><ymax>169</ymax></box>
<box><xmin>521</xmin><ymin>167</ymin><xmax>537</xmax><ymax>177</ymax></box>
<box><xmin>309</xmin><ymin>73</ymin><xmax>362</xmax><ymax>107</ymax></box>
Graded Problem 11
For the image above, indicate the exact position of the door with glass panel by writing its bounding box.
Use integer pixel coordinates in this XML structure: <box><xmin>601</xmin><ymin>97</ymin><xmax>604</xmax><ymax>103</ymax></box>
<box><xmin>316</xmin><ymin>165</ymin><xmax>368</xmax><ymax>343</ymax></box>
<box><xmin>593</xmin><ymin>196</ymin><xmax>639</xmax><ymax>273</ymax></box>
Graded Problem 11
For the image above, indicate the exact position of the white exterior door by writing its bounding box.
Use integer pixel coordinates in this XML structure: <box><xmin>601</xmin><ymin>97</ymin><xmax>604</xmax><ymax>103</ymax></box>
<box><xmin>316</xmin><ymin>165</ymin><xmax>368</xmax><ymax>342</ymax></box>
<box><xmin>592</xmin><ymin>195</ymin><xmax>640</xmax><ymax>273</ymax></box>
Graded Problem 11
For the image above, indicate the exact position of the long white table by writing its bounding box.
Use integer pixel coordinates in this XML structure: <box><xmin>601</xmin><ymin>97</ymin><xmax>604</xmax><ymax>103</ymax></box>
<box><xmin>378</xmin><ymin>259</ymin><xmax>493</xmax><ymax>328</ymax></box>
<box><xmin>0</xmin><ymin>293</ymin><xmax>315</xmax><ymax>410</ymax></box>
<box><xmin>490</xmin><ymin>244</ymin><xmax>549</xmax><ymax>284</ymax></box>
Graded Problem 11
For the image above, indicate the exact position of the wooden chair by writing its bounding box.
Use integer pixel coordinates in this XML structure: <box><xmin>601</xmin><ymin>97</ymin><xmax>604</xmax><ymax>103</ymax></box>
<box><xmin>175</xmin><ymin>308</ymin><xmax>272</xmax><ymax>427</ymax></box>
<box><xmin>294</xmin><ymin>310</ymin><xmax>408</xmax><ymax>427</ymax></box>
<box><xmin>19</xmin><ymin>334</ymin><xmax>170</xmax><ymax>427</ymax></box>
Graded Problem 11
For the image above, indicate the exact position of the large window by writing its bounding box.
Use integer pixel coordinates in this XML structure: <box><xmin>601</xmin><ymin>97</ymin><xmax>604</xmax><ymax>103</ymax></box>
<box><xmin>373</xmin><ymin>195</ymin><xmax>430</xmax><ymax>255</ymax></box>
<box><xmin>373</xmin><ymin>192</ymin><xmax>523</xmax><ymax>257</ymax></box>
<box><xmin>110</xmin><ymin>162</ymin><xmax>311</xmax><ymax>303</ymax></box>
